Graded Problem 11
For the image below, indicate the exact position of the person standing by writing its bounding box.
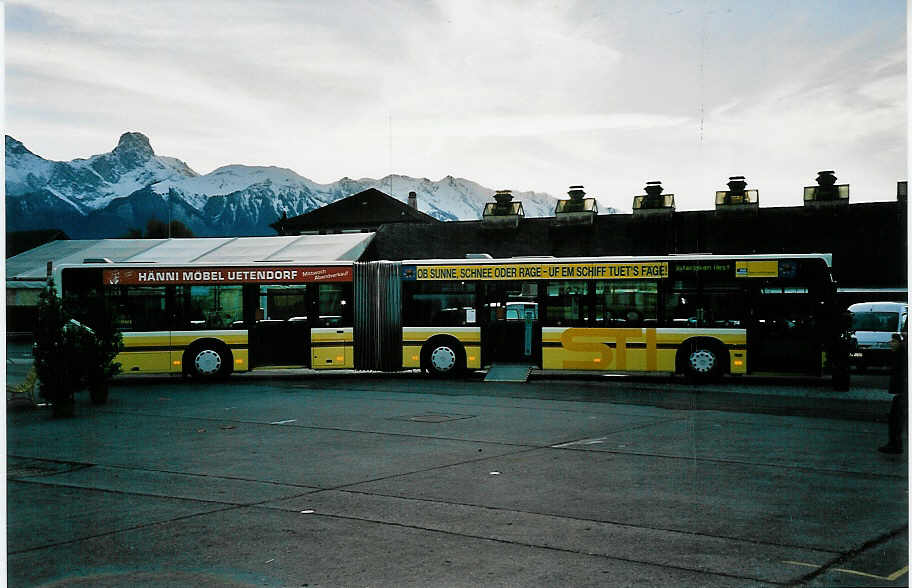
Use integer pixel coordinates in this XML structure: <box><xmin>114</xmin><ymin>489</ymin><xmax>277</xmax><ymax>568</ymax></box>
<box><xmin>879</xmin><ymin>333</ymin><xmax>907</xmax><ymax>454</ymax></box>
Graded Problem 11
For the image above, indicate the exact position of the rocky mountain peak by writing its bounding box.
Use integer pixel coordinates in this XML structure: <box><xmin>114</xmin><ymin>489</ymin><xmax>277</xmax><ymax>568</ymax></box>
<box><xmin>113</xmin><ymin>132</ymin><xmax>154</xmax><ymax>164</ymax></box>
<box><xmin>5</xmin><ymin>135</ymin><xmax>33</xmax><ymax>157</ymax></box>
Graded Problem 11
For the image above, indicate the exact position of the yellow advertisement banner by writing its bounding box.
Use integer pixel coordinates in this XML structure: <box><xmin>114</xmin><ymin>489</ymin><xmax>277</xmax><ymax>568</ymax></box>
<box><xmin>412</xmin><ymin>262</ymin><xmax>669</xmax><ymax>281</ymax></box>
<box><xmin>735</xmin><ymin>260</ymin><xmax>778</xmax><ymax>278</ymax></box>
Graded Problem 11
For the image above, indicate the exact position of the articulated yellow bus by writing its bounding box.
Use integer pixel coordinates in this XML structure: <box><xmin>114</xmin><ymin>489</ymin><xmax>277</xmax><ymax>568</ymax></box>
<box><xmin>57</xmin><ymin>253</ymin><xmax>847</xmax><ymax>386</ymax></box>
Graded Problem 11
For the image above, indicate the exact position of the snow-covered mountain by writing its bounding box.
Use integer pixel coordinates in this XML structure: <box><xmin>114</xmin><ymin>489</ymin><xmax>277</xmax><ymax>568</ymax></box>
<box><xmin>6</xmin><ymin>132</ymin><xmax>568</xmax><ymax>238</ymax></box>
<box><xmin>6</xmin><ymin>133</ymin><xmax>197</xmax><ymax>213</ymax></box>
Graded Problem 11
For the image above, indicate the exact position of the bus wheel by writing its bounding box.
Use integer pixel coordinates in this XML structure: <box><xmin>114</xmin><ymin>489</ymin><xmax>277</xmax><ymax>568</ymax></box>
<box><xmin>683</xmin><ymin>345</ymin><xmax>722</xmax><ymax>382</ymax></box>
<box><xmin>422</xmin><ymin>339</ymin><xmax>465</xmax><ymax>377</ymax></box>
<box><xmin>187</xmin><ymin>344</ymin><xmax>232</xmax><ymax>379</ymax></box>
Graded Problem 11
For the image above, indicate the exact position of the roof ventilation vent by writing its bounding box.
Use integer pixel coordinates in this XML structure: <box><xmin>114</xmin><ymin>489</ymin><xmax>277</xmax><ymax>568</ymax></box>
<box><xmin>554</xmin><ymin>185</ymin><xmax>598</xmax><ymax>226</ymax></box>
<box><xmin>715</xmin><ymin>176</ymin><xmax>759</xmax><ymax>212</ymax></box>
<box><xmin>804</xmin><ymin>170</ymin><xmax>849</xmax><ymax>208</ymax></box>
<box><xmin>633</xmin><ymin>181</ymin><xmax>675</xmax><ymax>216</ymax></box>
<box><xmin>482</xmin><ymin>189</ymin><xmax>524</xmax><ymax>229</ymax></box>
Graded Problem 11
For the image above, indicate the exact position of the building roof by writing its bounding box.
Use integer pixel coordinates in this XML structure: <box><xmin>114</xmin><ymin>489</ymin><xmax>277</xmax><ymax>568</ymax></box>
<box><xmin>362</xmin><ymin>201</ymin><xmax>906</xmax><ymax>290</ymax></box>
<box><xmin>6</xmin><ymin>233</ymin><xmax>375</xmax><ymax>287</ymax></box>
<box><xmin>274</xmin><ymin>188</ymin><xmax>440</xmax><ymax>233</ymax></box>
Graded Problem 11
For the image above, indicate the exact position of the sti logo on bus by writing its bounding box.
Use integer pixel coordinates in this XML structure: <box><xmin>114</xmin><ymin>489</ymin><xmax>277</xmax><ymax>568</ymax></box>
<box><xmin>560</xmin><ymin>328</ymin><xmax>660</xmax><ymax>370</ymax></box>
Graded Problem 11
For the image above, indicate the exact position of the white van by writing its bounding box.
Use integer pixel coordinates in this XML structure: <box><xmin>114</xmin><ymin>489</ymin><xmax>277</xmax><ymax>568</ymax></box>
<box><xmin>848</xmin><ymin>301</ymin><xmax>908</xmax><ymax>369</ymax></box>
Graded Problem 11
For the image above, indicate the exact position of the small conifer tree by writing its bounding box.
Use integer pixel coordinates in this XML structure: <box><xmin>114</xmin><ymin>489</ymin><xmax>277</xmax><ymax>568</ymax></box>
<box><xmin>33</xmin><ymin>278</ymin><xmax>122</xmax><ymax>414</ymax></box>
<box><xmin>33</xmin><ymin>278</ymin><xmax>78</xmax><ymax>414</ymax></box>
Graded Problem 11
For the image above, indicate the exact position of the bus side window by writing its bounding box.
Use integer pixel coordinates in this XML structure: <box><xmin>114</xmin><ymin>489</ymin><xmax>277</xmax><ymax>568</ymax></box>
<box><xmin>112</xmin><ymin>286</ymin><xmax>168</xmax><ymax>332</ymax></box>
<box><xmin>259</xmin><ymin>285</ymin><xmax>309</xmax><ymax>322</ymax></box>
<box><xmin>701</xmin><ymin>288</ymin><xmax>744</xmax><ymax>328</ymax></box>
<box><xmin>402</xmin><ymin>281</ymin><xmax>475</xmax><ymax>327</ymax></box>
<box><xmin>218</xmin><ymin>285</ymin><xmax>244</xmax><ymax>328</ymax></box>
<box><xmin>596</xmin><ymin>279</ymin><xmax>657</xmax><ymax>326</ymax></box>
<box><xmin>181</xmin><ymin>285</ymin><xmax>244</xmax><ymax>330</ymax></box>
<box><xmin>113</xmin><ymin>302</ymin><xmax>133</xmax><ymax>330</ymax></box>
<box><xmin>316</xmin><ymin>283</ymin><xmax>352</xmax><ymax>327</ymax></box>
<box><xmin>666</xmin><ymin>291</ymin><xmax>695</xmax><ymax>327</ymax></box>
<box><xmin>665</xmin><ymin>288</ymin><xmax>743</xmax><ymax>328</ymax></box>
<box><xmin>543</xmin><ymin>280</ymin><xmax>587</xmax><ymax>326</ymax></box>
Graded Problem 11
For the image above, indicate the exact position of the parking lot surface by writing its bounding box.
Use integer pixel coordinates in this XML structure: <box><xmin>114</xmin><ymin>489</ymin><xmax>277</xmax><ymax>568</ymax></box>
<box><xmin>6</xmin><ymin>366</ymin><xmax>909</xmax><ymax>587</ymax></box>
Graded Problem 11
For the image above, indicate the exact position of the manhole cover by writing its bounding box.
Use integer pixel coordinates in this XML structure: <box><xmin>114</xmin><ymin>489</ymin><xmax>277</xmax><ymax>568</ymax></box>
<box><xmin>394</xmin><ymin>413</ymin><xmax>475</xmax><ymax>423</ymax></box>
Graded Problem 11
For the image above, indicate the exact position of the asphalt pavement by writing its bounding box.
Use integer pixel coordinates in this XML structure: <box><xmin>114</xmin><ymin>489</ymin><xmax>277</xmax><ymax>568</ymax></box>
<box><xmin>5</xmin><ymin>339</ymin><xmax>908</xmax><ymax>586</ymax></box>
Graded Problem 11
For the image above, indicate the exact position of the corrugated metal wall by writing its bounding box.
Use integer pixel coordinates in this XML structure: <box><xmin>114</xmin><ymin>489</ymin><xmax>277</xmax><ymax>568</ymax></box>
<box><xmin>354</xmin><ymin>261</ymin><xmax>402</xmax><ymax>371</ymax></box>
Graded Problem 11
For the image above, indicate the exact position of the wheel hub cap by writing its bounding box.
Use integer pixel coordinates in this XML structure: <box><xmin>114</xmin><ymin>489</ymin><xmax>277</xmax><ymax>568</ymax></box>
<box><xmin>430</xmin><ymin>347</ymin><xmax>456</xmax><ymax>372</ymax></box>
<box><xmin>689</xmin><ymin>350</ymin><xmax>715</xmax><ymax>373</ymax></box>
<box><xmin>195</xmin><ymin>349</ymin><xmax>222</xmax><ymax>375</ymax></box>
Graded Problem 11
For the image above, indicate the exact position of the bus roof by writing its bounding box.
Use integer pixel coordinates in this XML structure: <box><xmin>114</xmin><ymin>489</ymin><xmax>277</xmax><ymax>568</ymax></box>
<box><xmin>848</xmin><ymin>301</ymin><xmax>908</xmax><ymax>313</ymax></box>
<box><xmin>9</xmin><ymin>234</ymin><xmax>373</xmax><ymax>284</ymax></box>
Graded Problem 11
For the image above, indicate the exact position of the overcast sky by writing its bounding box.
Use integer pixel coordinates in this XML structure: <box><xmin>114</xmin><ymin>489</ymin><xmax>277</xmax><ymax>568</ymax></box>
<box><xmin>5</xmin><ymin>0</ymin><xmax>907</xmax><ymax>211</ymax></box>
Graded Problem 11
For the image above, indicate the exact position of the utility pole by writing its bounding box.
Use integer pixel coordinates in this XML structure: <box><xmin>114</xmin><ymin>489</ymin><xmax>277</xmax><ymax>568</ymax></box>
<box><xmin>168</xmin><ymin>187</ymin><xmax>173</xmax><ymax>238</ymax></box>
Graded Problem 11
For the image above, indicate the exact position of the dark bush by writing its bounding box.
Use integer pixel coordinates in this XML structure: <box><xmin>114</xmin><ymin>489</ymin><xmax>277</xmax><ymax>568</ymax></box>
<box><xmin>33</xmin><ymin>278</ymin><xmax>121</xmax><ymax>415</ymax></box>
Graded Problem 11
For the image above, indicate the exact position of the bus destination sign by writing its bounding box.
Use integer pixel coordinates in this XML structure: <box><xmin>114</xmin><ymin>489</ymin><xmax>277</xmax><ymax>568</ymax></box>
<box><xmin>402</xmin><ymin>262</ymin><xmax>669</xmax><ymax>281</ymax></box>
<box><xmin>103</xmin><ymin>266</ymin><xmax>353</xmax><ymax>285</ymax></box>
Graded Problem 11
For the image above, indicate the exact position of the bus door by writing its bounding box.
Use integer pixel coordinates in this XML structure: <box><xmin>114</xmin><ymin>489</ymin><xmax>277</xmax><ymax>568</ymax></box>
<box><xmin>481</xmin><ymin>281</ymin><xmax>541</xmax><ymax>364</ymax></box>
<box><xmin>311</xmin><ymin>283</ymin><xmax>354</xmax><ymax>369</ymax></box>
<box><xmin>746</xmin><ymin>287</ymin><xmax>821</xmax><ymax>374</ymax></box>
<box><xmin>250</xmin><ymin>284</ymin><xmax>312</xmax><ymax>367</ymax></box>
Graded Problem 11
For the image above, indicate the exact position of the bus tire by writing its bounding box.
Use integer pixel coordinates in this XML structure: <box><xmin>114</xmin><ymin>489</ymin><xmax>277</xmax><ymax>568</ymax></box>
<box><xmin>421</xmin><ymin>337</ymin><xmax>465</xmax><ymax>377</ymax></box>
<box><xmin>679</xmin><ymin>339</ymin><xmax>725</xmax><ymax>382</ymax></box>
<box><xmin>185</xmin><ymin>341</ymin><xmax>233</xmax><ymax>379</ymax></box>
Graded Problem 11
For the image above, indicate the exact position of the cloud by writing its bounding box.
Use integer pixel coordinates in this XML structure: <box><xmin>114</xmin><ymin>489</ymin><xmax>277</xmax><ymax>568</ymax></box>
<box><xmin>5</xmin><ymin>0</ymin><xmax>906</xmax><ymax>210</ymax></box>
<box><xmin>6</xmin><ymin>2</ymin><xmax>68</xmax><ymax>33</ymax></box>
<box><xmin>391</xmin><ymin>113</ymin><xmax>690</xmax><ymax>139</ymax></box>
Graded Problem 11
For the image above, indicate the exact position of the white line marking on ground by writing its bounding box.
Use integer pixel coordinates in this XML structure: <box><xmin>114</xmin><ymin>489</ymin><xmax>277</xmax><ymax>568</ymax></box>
<box><xmin>552</xmin><ymin>436</ymin><xmax>610</xmax><ymax>448</ymax></box>
<box><xmin>783</xmin><ymin>561</ymin><xmax>909</xmax><ymax>581</ymax></box>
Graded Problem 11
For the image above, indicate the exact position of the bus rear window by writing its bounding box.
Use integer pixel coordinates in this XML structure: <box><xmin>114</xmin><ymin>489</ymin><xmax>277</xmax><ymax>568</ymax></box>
<box><xmin>851</xmin><ymin>312</ymin><xmax>899</xmax><ymax>332</ymax></box>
